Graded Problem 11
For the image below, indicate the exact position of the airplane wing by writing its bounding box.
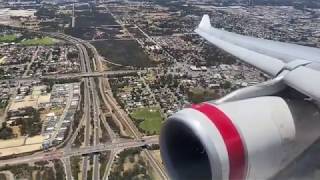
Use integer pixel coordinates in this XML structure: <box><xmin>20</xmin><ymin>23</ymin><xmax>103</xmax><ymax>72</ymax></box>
<box><xmin>195</xmin><ymin>15</ymin><xmax>320</xmax><ymax>102</ymax></box>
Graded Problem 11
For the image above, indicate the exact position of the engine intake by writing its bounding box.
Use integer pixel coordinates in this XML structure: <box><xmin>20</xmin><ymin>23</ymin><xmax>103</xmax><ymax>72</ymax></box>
<box><xmin>160</xmin><ymin>96</ymin><xmax>320</xmax><ymax>180</ymax></box>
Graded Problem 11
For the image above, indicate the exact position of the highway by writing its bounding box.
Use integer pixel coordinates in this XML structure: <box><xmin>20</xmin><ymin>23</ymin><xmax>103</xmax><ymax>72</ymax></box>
<box><xmin>102</xmin><ymin>8</ymin><xmax>169</xmax><ymax>179</ymax></box>
<box><xmin>91</xmin><ymin>78</ymin><xmax>101</xmax><ymax>180</ymax></box>
<box><xmin>62</xmin><ymin>157</ymin><xmax>73</xmax><ymax>180</ymax></box>
<box><xmin>53</xmin><ymin>32</ymin><xmax>94</xmax><ymax>180</ymax></box>
<box><xmin>0</xmin><ymin>69</ymin><xmax>141</xmax><ymax>84</ymax></box>
<box><xmin>0</xmin><ymin>31</ymin><xmax>166</xmax><ymax>180</ymax></box>
<box><xmin>86</xmin><ymin>40</ymin><xmax>116</xmax><ymax>180</ymax></box>
<box><xmin>82</xmin><ymin>79</ymin><xmax>91</xmax><ymax>180</ymax></box>
<box><xmin>79</xmin><ymin>38</ymin><xmax>92</xmax><ymax>180</ymax></box>
<box><xmin>57</xmin><ymin>32</ymin><xmax>115</xmax><ymax>180</ymax></box>
<box><xmin>99</xmin><ymin>72</ymin><xmax>169</xmax><ymax>179</ymax></box>
<box><xmin>102</xmin><ymin>150</ymin><xmax>117</xmax><ymax>180</ymax></box>
<box><xmin>40</xmin><ymin>70</ymin><xmax>141</xmax><ymax>79</ymax></box>
<box><xmin>0</xmin><ymin>137</ymin><xmax>159</xmax><ymax>166</ymax></box>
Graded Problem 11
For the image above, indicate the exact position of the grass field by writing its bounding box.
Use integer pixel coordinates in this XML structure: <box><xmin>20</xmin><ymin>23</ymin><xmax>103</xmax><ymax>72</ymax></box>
<box><xmin>131</xmin><ymin>107</ymin><xmax>163</xmax><ymax>135</ymax></box>
<box><xmin>21</xmin><ymin>37</ymin><xmax>56</xmax><ymax>46</ymax></box>
<box><xmin>0</xmin><ymin>34</ymin><xmax>17</xmax><ymax>43</ymax></box>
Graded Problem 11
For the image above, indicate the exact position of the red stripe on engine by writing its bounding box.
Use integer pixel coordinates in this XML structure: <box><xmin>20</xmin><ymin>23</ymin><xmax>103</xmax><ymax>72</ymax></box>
<box><xmin>192</xmin><ymin>103</ymin><xmax>246</xmax><ymax>180</ymax></box>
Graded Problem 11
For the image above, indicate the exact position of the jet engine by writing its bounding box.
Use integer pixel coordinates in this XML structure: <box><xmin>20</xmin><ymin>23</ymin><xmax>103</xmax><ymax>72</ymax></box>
<box><xmin>160</xmin><ymin>96</ymin><xmax>320</xmax><ymax>180</ymax></box>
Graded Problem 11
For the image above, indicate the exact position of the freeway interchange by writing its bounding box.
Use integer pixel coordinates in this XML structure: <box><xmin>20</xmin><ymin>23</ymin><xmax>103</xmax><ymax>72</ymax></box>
<box><xmin>0</xmin><ymin>32</ymin><xmax>167</xmax><ymax>180</ymax></box>
<box><xmin>0</xmin><ymin>136</ymin><xmax>159</xmax><ymax>166</ymax></box>
<box><xmin>0</xmin><ymin>70</ymin><xmax>142</xmax><ymax>84</ymax></box>
<box><xmin>50</xmin><ymin>33</ymin><xmax>167</xmax><ymax>180</ymax></box>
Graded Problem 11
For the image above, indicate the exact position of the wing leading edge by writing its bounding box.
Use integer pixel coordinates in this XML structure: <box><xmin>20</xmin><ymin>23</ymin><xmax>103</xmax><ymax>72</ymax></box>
<box><xmin>195</xmin><ymin>15</ymin><xmax>284</xmax><ymax>76</ymax></box>
<box><xmin>195</xmin><ymin>15</ymin><xmax>320</xmax><ymax>101</ymax></box>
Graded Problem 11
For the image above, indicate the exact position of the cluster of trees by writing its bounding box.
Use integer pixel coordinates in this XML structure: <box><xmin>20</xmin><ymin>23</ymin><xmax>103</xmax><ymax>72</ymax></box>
<box><xmin>19</xmin><ymin>107</ymin><xmax>42</xmax><ymax>136</ymax></box>
<box><xmin>0</xmin><ymin>68</ymin><xmax>3</xmax><ymax>74</ymax></box>
<box><xmin>0</xmin><ymin>164</ymin><xmax>34</xmax><ymax>179</ymax></box>
<box><xmin>73</xmin><ymin>126</ymin><xmax>84</xmax><ymax>148</ymax></box>
<box><xmin>252</xmin><ymin>0</ymin><xmax>320</xmax><ymax>8</ymax></box>
<box><xmin>150</xmin><ymin>74</ymin><xmax>180</xmax><ymax>89</ymax></box>
<box><xmin>100</xmin><ymin>123</ymin><xmax>110</xmax><ymax>143</ymax></box>
<box><xmin>154</xmin><ymin>0</ymin><xmax>320</xmax><ymax>8</ymax></box>
<box><xmin>105</xmin><ymin>115</ymin><xmax>121</xmax><ymax>137</ymax></box>
<box><xmin>99</xmin><ymin>152</ymin><xmax>111</xmax><ymax>179</ymax></box>
<box><xmin>188</xmin><ymin>88</ymin><xmax>221</xmax><ymax>104</ymax></box>
<box><xmin>0</xmin><ymin>122</ymin><xmax>14</xmax><ymax>140</ymax></box>
<box><xmin>0</xmin><ymin>106</ymin><xmax>45</xmax><ymax>139</ymax></box>
<box><xmin>0</xmin><ymin>161</ymin><xmax>64</xmax><ymax>180</ymax></box>
<box><xmin>35</xmin><ymin>5</ymin><xmax>58</xmax><ymax>19</ymax></box>
<box><xmin>70</xmin><ymin>156</ymin><xmax>81</xmax><ymax>180</ymax></box>
<box><xmin>53</xmin><ymin>160</ymin><xmax>66</xmax><ymax>180</ymax></box>
<box><xmin>109</xmin><ymin>148</ymin><xmax>152</xmax><ymax>180</ymax></box>
<box><xmin>203</xmin><ymin>45</ymin><xmax>236</xmax><ymax>66</ymax></box>
<box><xmin>0</xmin><ymin>99</ymin><xmax>8</xmax><ymax>109</ymax></box>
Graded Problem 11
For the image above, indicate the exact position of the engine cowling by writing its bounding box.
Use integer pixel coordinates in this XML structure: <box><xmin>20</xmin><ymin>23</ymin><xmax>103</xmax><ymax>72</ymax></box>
<box><xmin>160</xmin><ymin>96</ymin><xmax>320</xmax><ymax>180</ymax></box>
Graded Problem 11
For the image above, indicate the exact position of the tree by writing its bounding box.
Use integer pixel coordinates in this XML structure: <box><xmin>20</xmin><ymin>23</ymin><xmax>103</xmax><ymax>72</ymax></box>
<box><xmin>221</xmin><ymin>80</ymin><xmax>232</xmax><ymax>89</ymax></box>
<box><xmin>20</xmin><ymin>107</ymin><xmax>42</xmax><ymax>136</ymax></box>
<box><xmin>0</xmin><ymin>122</ymin><xmax>14</xmax><ymax>139</ymax></box>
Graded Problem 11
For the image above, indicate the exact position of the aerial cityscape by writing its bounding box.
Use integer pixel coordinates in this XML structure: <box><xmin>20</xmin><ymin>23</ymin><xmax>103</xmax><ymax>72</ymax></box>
<box><xmin>0</xmin><ymin>0</ymin><xmax>319</xmax><ymax>180</ymax></box>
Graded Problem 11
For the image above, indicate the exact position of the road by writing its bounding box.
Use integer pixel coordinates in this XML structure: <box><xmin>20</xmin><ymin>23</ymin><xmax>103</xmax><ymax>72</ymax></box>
<box><xmin>86</xmin><ymin>40</ymin><xmax>117</xmax><ymax>180</ymax></box>
<box><xmin>22</xmin><ymin>47</ymin><xmax>39</xmax><ymax>77</ymax></box>
<box><xmin>101</xmin><ymin>9</ymin><xmax>169</xmax><ymax>179</ymax></box>
<box><xmin>0</xmin><ymin>70</ymin><xmax>142</xmax><ymax>84</ymax></box>
<box><xmin>82</xmin><ymin>79</ymin><xmax>91</xmax><ymax>180</ymax></box>
<box><xmin>98</xmin><ymin>78</ymin><xmax>117</xmax><ymax>141</ymax></box>
<box><xmin>62</xmin><ymin>157</ymin><xmax>73</xmax><ymax>180</ymax></box>
<box><xmin>80</xmin><ymin>45</ymin><xmax>91</xmax><ymax>180</ymax></box>
<box><xmin>53</xmin><ymin>32</ymin><xmax>93</xmax><ymax>180</ymax></box>
<box><xmin>0</xmin><ymin>31</ymin><xmax>166</xmax><ymax>180</ymax></box>
<box><xmin>91</xmin><ymin>79</ymin><xmax>101</xmax><ymax>180</ymax></box>
<box><xmin>0</xmin><ymin>137</ymin><xmax>159</xmax><ymax>166</ymax></box>
<box><xmin>99</xmin><ymin>57</ymin><xmax>169</xmax><ymax>180</ymax></box>
<box><xmin>49</xmin><ymin>85</ymin><xmax>74</xmax><ymax>145</ymax></box>
<box><xmin>57</xmin><ymin>32</ymin><xmax>114</xmax><ymax>180</ymax></box>
<box><xmin>102</xmin><ymin>150</ymin><xmax>117</xmax><ymax>180</ymax></box>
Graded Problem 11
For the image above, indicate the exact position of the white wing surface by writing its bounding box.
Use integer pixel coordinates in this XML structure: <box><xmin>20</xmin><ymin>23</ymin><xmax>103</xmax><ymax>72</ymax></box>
<box><xmin>195</xmin><ymin>15</ymin><xmax>320</xmax><ymax>101</ymax></box>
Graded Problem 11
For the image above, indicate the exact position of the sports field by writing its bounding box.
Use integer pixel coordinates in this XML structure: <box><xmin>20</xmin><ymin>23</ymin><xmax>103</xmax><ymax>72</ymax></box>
<box><xmin>0</xmin><ymin>34</ymin><xmax>17</xmax><ymax>42</ymax></box>
<box><xmin>21</xmin><ymin>37</ymin><xmax>57</xmax><ymax>46</ymax></box>
<box><xmin>131</xmin><ymin>107</ymin><xmax>163</xmax><ymax>135</ymax></box>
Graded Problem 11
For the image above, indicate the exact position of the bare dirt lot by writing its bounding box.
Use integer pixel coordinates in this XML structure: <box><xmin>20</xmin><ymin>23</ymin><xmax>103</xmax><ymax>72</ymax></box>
<box><xmin>0</xmin><ymin>135</ymin><xmax>44</xmax><ymax>157</ymax></box>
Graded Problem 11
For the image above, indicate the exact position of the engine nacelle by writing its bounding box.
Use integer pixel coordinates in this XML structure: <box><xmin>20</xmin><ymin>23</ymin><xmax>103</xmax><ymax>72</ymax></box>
<box><xmin>160</xmin><ymin>96</ymin><xmax>320</xmax><ymax>180</ymax></box>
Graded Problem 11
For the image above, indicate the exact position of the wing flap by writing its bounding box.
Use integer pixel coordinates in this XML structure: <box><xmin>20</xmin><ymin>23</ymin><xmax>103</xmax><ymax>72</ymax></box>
<box><xmin>284</xmin><ymin>67</ymin><xmax>320</xmax><ymax>101</ymax></box>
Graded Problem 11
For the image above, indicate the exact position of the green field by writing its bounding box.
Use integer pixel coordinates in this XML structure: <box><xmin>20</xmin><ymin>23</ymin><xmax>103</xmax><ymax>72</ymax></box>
<box><xmin>131</xmin><ymin>107</ymin><xmax>163</xmax><ymax>135</ymax></box>
<box><xmin>21</xmin><ymin>37</ymin><xmax>57</xmax><ymax>46</ymax></box>
<box><xmin>0</xmin><ymin>34</ymin><xmax>18</xmax><ymax>43</ymax></box>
